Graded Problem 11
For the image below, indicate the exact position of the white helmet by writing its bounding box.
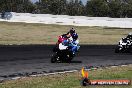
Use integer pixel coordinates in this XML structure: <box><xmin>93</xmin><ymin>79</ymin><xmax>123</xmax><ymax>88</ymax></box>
<box><xmin>128</xmin><ymin>32</ymin><xmax>132</xmax><ymax>35</ymax></box>
<box><xmin>127</xmin><ymin>32</ymin><xmax>132</xmax><ymax>39</ymax></box>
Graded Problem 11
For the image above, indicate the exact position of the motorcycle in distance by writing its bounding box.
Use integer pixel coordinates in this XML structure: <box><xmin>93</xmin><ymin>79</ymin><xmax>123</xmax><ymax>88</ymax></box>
<box><xmin>115</xmin><ymin>34</ymin><xmax>132</xmax><ymax>53</ymax></box>
<box><xmin>51</xmin><ymin>41</ymin><xmax>80</xmax><ymax>63</ymax></box>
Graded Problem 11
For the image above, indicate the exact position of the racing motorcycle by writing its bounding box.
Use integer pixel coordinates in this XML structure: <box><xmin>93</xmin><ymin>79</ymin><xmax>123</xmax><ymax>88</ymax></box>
<box><xmin>115</xmin><ymin>38</ymin><xmax>132</xmax><ymax>53</ymax></box>
<box><xmin>51</xmin><ymin>43</ymin><xmax>75</xmax><ymax>63</ymax></box>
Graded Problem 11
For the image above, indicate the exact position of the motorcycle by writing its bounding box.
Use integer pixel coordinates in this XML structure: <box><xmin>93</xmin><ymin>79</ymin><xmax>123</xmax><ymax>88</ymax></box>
<box><xmin>115</xmin><ymin>38</ymin><xmax>132</xmax><ymax>53</ymax></box>
<box><xmin>51</xmin><ymin>43</ymin><xmax>75</xmax><ymax>63</ymax></box>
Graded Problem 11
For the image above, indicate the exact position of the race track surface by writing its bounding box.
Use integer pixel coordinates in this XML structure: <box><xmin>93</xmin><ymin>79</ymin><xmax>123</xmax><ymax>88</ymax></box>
<box><xmin>0</xmin><ymin>45</ymin><xmax>132</xmax><ymax>80</ymax></box>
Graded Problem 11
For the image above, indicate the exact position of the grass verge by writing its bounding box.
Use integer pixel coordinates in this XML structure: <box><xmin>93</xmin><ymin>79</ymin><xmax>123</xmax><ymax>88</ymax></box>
<box><xmin>0</xmin><ymin>22</ymin><xmax>132</xmax><ymax>45</ymax></box>
<box><xmin>0</xmin><ymin>65</ymin><xmax>132</xmax><ymax>88</ymax></box>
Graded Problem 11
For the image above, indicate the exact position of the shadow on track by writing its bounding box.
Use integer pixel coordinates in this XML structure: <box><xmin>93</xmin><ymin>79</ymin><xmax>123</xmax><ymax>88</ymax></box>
<box><xmin>70</xmin><ymin>61</ymin><xmax>82</xmax><ymax>63</ymax></box>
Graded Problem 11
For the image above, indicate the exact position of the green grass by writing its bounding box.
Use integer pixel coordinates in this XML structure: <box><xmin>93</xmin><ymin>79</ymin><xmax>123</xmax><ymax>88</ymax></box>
<box><xmin>0</xmin><ymin>65</ymin><xmax>132</xmax><ymax>88</ymax></box>
<box><xmin>0</xmin><ymin>22</ymin><xmax>132</xmax><ymax>45</ymax></box>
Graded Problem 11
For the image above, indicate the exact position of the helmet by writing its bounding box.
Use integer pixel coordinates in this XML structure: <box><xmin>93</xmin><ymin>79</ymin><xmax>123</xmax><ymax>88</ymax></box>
<box><xmin>127</xmin><ymin>32</ymin><xmax>132</xmax><ymax>39</ymax></box>
<box><xmin>69</xmin><ymin>28</ymin><xmax>75</xmax><ymax>35</ymax></box>
<box><xmin>72</xmin><ymin>33</ymin><xmax>78</xmax><ymax>40</ymax></box>
<box><xmin>128</xmin><ymin>32</ymin><xmax>132</xmax><ymax>35</ymax></box>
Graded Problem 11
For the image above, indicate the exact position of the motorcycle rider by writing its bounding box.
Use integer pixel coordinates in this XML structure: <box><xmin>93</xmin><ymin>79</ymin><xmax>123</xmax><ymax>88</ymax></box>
<box><xmin>57</xmin><ymin>28</ymin><xmax>76</xmax><ymax>45</ymax></box>
<box><xmin>122</xmin><ymin>32</ymin><xmax>132</xmax><ymax>45</ymax></box>
<box><xmin>61</xmin><ymin>32</ymin><xmax>80</xmax><ymax>55</ymax></box>
<box><xmin>70</xmin><ymin>33</ymin><xmax>80</xmax><ymax>54</ymax></box>
<box><xmin>126</xmin><ymin>33</ymin><xmax>132</xmax><ymax>41</ymax></box>
<box><xmin>57</xmin><ymin>32</ymin><xmax>71</xmax><ymax>44</ymax></box>
<box><xmin>55</xmin><ymin>28</ymin><xmax>79</xmax><ymax>53</ymax></box>
<box><xmin>115</xmin><ymin>32</ymin><xmax>132</xmax><ymax>53</ymax></box>
<box><xmin>69</xmin><ymin>28</ymin><xmax>75</xmax><ymax>35</ymax></box>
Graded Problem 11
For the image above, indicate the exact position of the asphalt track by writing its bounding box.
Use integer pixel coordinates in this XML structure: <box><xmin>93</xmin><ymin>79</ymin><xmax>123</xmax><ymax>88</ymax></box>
<box><xmin>0</xmin><ymin>45</ymin><xmax>132</xmax><ymax>80</ymax></box>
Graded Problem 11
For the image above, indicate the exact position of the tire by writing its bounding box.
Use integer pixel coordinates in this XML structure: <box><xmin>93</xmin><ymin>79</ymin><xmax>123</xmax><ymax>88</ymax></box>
<box><xmin>51</xmin><ymin>53</ymin><xmax>58</xmax><ymax>63</ymax></box>
<box><xmin>115</xmin><ymin>46</ymin><xmax>120</xmax><ymax>53</ymax></box>
<box><xmin>125</xmin><ymin>45</ymin><xmax>132</xmax><ymax>53</ymax></box>
<box><xmin>65</xmin><ymin>54</ymin><xmax>73</xmax><ymax>63</ymax></box>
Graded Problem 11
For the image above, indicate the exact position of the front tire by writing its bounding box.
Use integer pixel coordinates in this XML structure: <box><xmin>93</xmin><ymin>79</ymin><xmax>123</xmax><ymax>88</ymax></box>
<box><xmin>51</xmin><ymin>53</ymin><xmax>58</xmax><ymax>63</ymax></box>
<box><xmin>115</xmin><ymin>46</ymin><xmax>120</xmax><ymax>53</ymax></box>
<box><xmin>65</xmin><ymin>52</ymin><xmax>74</xmax><ymax>63</ymax></box>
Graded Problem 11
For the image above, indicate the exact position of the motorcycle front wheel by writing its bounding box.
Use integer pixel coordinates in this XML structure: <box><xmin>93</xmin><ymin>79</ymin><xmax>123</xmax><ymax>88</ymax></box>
<box><xmin>115</xmin><ymin>46</ymin><xmax>120</xmax><ymax>53</ymax></box>
<box><xmin>51</xmin><ymin>53</ymin><xmax>59</xmax><ymax>63</ymax></box>
<box><xmin>65</xmin><ymin>53</ymin><xmax>74</xmax><ymax>63</ymax></box>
